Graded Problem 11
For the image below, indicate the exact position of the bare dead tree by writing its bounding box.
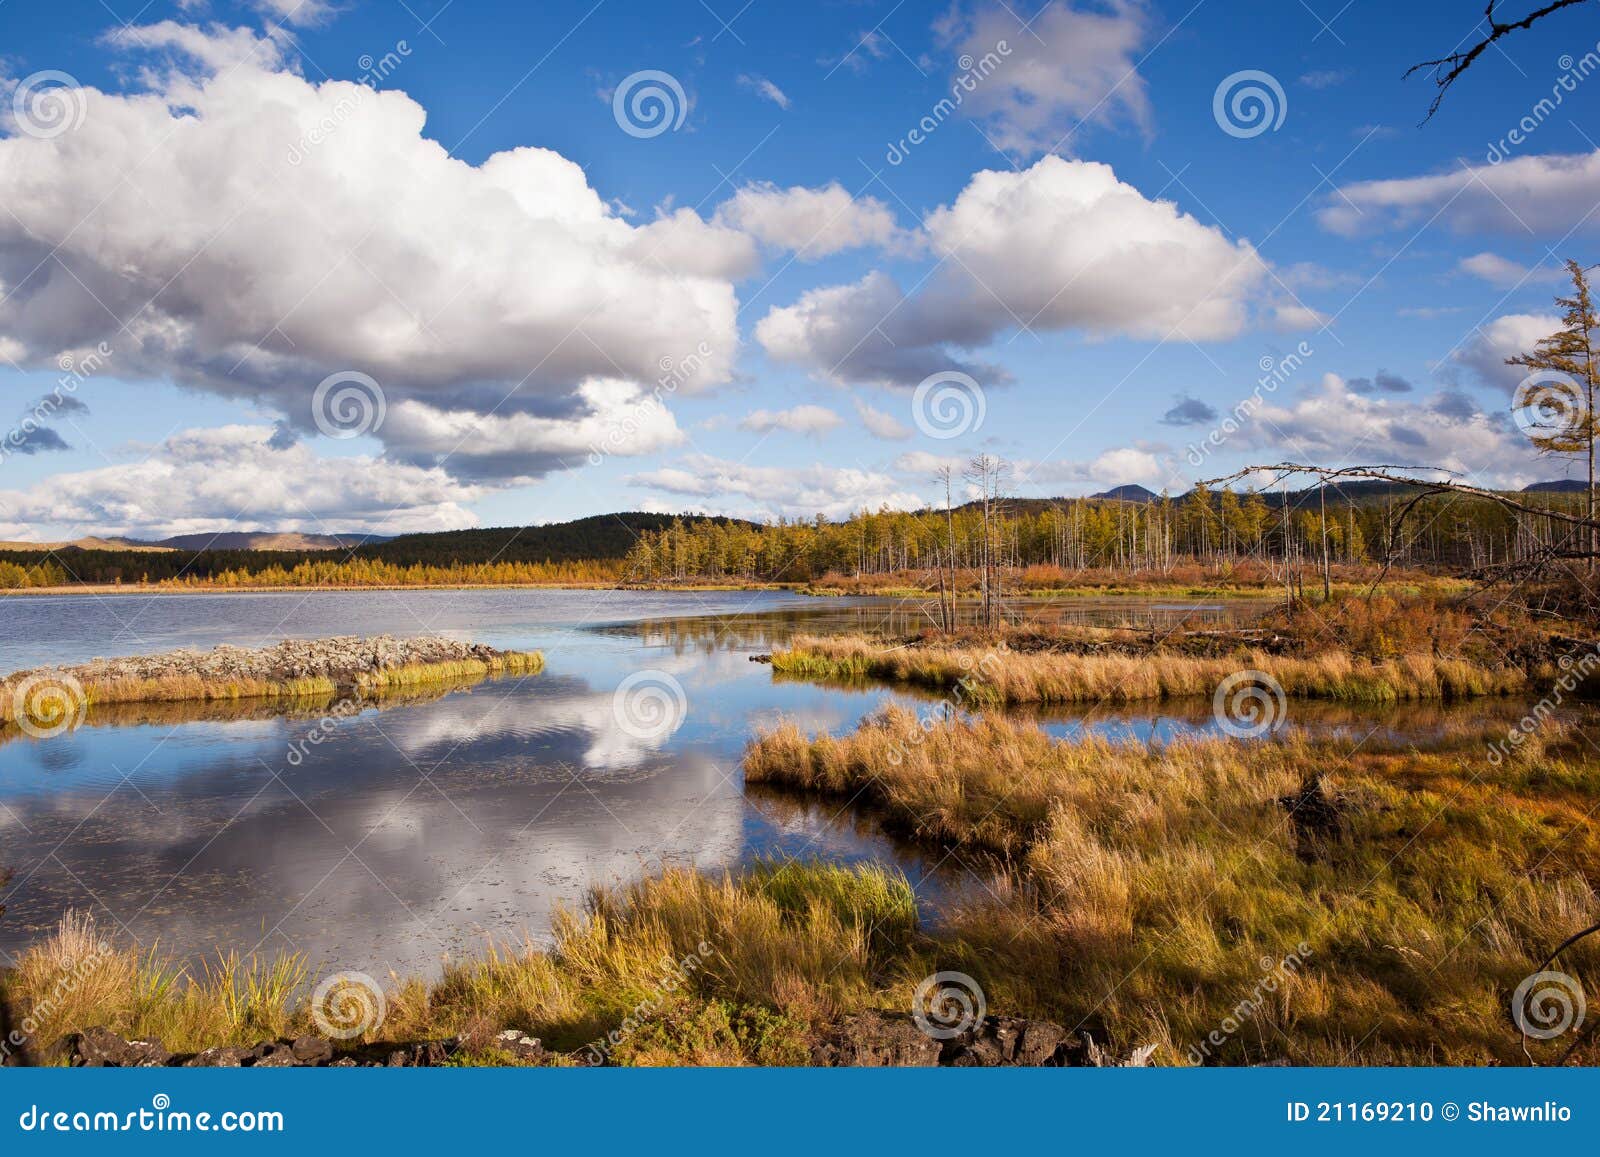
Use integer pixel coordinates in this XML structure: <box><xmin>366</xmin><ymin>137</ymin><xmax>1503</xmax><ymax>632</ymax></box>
<box><xmin>1407</xmin><ymin>0</ymin><xmax>1597</xmax><ymax>121</ymax></box>
<box><xmin>1203</xmin><ymin>463</ymin><xmax>1600</xmax><ymax>608</ymax></box>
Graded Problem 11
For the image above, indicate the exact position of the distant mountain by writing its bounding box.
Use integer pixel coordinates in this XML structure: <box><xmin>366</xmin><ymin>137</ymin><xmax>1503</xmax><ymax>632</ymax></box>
<box><xmin>154</xmin><ymin>531</ymin><xmax>389</xmax><ymax>551</ymax></box>
<box><xmin>0</xmin><ymin>536</ymin><xmax>173</xmax><ymax>552</ymax></box>
<box><xmin>1523</xmin><ymin>480</ymin><xmax>1588</xmax><ymax>493</ymax></box>
<box><xmin>1090</xmin><ymin>484</ymin><xmax>1160</xmax><ymax>503</ymax></box>
<box><xmin>357</xmin><ymin>513</ymin><xmax>755</xmax><ymax>566</ymax></box>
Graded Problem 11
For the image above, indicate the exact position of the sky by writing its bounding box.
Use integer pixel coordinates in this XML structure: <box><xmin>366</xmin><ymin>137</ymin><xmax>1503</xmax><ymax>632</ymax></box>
<box><xmin>1</xmin><ymin>0</ymin><xmax>1599</xmax><ymax>541</ymax></box>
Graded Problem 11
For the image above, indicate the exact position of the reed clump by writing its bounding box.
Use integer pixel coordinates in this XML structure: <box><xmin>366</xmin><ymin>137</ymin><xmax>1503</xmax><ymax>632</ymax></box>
<box><xmin>771</xmin><ymin>635</ymin><xmax>1525</xmax><ymax>705</ymax></box>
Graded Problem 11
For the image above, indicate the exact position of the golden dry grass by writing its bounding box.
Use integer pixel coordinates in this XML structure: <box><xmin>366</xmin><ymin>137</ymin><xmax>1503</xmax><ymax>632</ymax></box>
<box><xmin>9</xmin><ymin>692</ymin><xmax>1597</xmax><ymax>1067</ymax></box>
<box><xmin>3</xmin><ymin>862</ymin><xmax>918</xmax><ymax>1066</ymax></box>
<box><xmin>771</xmin><ymin>635</ymin><xmax>1525</xmax><ymax>705</ymax></box>
<box><xmin>746</xmin><ymin>708</ymin><xmax>1600</xmax><ymax>1065</ymax></box>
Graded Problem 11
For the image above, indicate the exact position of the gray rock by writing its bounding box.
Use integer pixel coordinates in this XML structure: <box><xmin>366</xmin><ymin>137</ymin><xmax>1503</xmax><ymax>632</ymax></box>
<box><xmin>493</xmin><ymin>1029</ymin><xmax>546</xmax><ymax>1064</ymax></box>
<box><xmin>812</xmin><ymin>1012</ymin><xmax>942</xmax><ymax>1067</ymax></box>
<box><xmin>290</xmin><ymin>1035</ymin><xmax>334</xmax><ymax>1065</ymax></box>
<box><xmin>70</xmin><ymin>1027</ymin><xmax>170</xmax><ymax>1068</ymax></box>
<box><xmin>183</xmin><ymin>1046</ymin><xmax>250</xmax><ymax>1067</ymax></box>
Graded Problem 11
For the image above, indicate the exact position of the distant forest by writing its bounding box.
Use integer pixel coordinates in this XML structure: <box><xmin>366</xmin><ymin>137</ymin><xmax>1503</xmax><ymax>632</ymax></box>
<box><xmin>0</xmin><ymin>487</ymin><xmax>1590</xmax><ymax>588</ymax></box>
<box><xmin>0</xmin><ymin>513</ymin><xmax>742</xmax><ymax>586</ymax></box>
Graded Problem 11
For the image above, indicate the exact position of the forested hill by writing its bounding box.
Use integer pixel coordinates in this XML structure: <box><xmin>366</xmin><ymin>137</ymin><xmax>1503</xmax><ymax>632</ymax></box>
<box><xmin>356</xmin><ymin>514</ymin><xmax>757</xmax><ymax>565</ymax></box>
<box><xmin>0</xmin><ymin>513</ymin><xmax>756</xmax><ymax>585</ymax></box>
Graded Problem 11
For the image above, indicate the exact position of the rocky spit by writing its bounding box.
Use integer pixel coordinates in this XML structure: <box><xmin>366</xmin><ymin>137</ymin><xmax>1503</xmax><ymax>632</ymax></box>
<box><xmin>50</xmin><ymin>1016</ymin><xmax>1158</xmax><ymax>1068</ymax></box>
<box><xmin>1</xmin><ymin>634</ymin><xmax>543</xmax><ymax>718</ymax></box>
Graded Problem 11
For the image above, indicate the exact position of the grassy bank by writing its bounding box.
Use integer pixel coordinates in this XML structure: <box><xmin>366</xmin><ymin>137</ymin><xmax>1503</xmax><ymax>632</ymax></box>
<box><xmin>0</xmin><ymin>640</ymin><xmax>544</xmax><ymax>730</ymax></box>
<box><xmin>4</xmin><ymin>861</ymin><xmax>923</xmax><ymax>1066</ymax></box>
<box><xmin>744</xmin><ymin>708</ymin><xmax>1600</xmax><ymax>1064</ymax></box>
<box><xmin>771</xmin><ymin>634</ymin><xmax>1527</xmax><ymax>706</ymax></box>
<box><xmin>11</xmin><ymin>710</ymin><xmax>1597</xmax><ymax>1066</ymax></box>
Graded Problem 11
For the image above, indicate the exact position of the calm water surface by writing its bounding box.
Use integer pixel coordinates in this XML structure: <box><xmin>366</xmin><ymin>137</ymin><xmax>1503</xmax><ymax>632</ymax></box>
<box><xmin>0</xmin><ymin>588</ymin><xmax>1530</xmax><ymax>979</ymax></box>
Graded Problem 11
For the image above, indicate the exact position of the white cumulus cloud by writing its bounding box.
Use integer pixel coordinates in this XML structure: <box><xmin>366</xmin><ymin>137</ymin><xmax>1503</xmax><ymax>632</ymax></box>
<box><xmin>715</xmin><ymin>182</ymin><xmax>907</xmax><ymax>259</ymax></box>
<box><xmin>0</xmin><ymin>426</ymin><xmax>482</xmax><ymax>539</ymax></box>
<box><xmin>737</xmin><ymin>405</ymin><xmax>845</xmax><ymax>436</ymax></box>
<box><xmin>937</xmin><ymin>0</ymin><xmax>1153</xmax><ymax>157</ymax></box>
<box><xmin>0</xmin><ymin>26</ymin><xmax>738</xmax><ymax>484</ymax></box>
<box><xmin>756</xmin><ymin>156</ymin><xmax>1276</xmax><ymax>387</ymax></box>
<box><xmin>1319</xmin><ymin>151</ymin><xmax>1600</xmax><ymax>236</ymax></box>
<box><xmin>627</xmin><ymin>454</ymin><xmax>921</xmax><ymax>520</ymax></box>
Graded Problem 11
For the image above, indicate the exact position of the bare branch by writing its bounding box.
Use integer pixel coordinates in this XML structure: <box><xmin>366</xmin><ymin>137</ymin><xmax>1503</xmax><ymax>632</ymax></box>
<box><xmin>1204</xmin><ymin>463</ymin><xmax>1600</xmax><ymax>531</ymax></box>
<box><xmin>1406</xmin><ymin>0</ymin><xmax>1596</xmax><ymax>122</ymax></box>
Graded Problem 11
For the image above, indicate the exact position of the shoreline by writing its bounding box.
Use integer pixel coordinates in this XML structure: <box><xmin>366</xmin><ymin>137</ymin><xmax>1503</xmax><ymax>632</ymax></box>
<box><xmin>0</xmin><ymin>581</ymin><xmax>805</xmax><ymax>598</ymax></box>
<box><xmin>1</xmin><ymin>580</ymin><xmax>1297</xmax><ymax>601</ymax></box>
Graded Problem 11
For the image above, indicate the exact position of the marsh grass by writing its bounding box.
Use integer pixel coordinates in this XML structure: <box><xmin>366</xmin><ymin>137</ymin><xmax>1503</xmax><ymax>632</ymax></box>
<box><xmin>10</xmin><ymin>696</ymin><xmax>1597</xmax><ymax>1067</ymax></box>
<box><xmin>771</xmin><ymin>635</ymin><xmax>1525</xmax><ymax>706</ymax></box>
<box><xmin>746</xmin><ymin>707</ymin><xmax>1600</xmax><ymax>1064</ymax></box>
<box><xmin>4</xmin><ymin>862</ymin><xmax>922</xmax><ymax>1066</ymax></box>
<box><xmin>5</xmin><ymin>912</ymin><xmax>308</xmax><ymax>1056</ymax></box>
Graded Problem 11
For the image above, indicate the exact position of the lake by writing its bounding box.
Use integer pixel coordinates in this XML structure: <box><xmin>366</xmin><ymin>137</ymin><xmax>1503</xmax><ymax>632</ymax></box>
<box><xmin>0</xmin><ymin>588</ymin><xmax>1542</xmax><ymax>980</ymax></box>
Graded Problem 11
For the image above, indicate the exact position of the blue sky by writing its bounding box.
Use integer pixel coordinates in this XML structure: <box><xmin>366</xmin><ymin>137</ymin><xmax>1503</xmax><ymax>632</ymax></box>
<box><xmin>2</xmin><ymin>0</ymin><xmax>1598</xmax><ymax>540</ymax></box>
